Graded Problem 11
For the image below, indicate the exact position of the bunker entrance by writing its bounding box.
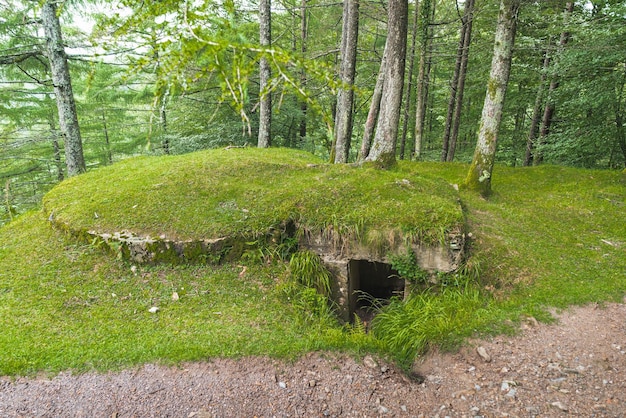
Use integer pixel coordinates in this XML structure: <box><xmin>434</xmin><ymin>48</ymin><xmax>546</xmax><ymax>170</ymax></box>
<box><xmin>348</xmin><ymin>260</ymin><xmax>405</xmax><ymax>323</ymax></box>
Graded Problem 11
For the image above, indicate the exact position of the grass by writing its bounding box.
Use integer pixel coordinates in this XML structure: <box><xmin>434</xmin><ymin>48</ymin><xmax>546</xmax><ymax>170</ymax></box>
<box><xmin>1</xmin><ymin>150</ymin><xmax>625</xmax><ymax>376</ymax></box>
<box><xmin>42</xmin><ymin>148</ymin><xmax>464</xmax><ymax>250</ymax></box>
<box><xmin>0</xmin><ymin>213</ymin><xmax>377</xmax><ymax>376</ymax></box>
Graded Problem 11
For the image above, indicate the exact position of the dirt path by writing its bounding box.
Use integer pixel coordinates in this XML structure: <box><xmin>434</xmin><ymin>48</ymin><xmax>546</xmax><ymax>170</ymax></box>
<box><xmin>2</xmin><ymin>301</ymin><xmax>625</xmax><ymax>417</ymax></box>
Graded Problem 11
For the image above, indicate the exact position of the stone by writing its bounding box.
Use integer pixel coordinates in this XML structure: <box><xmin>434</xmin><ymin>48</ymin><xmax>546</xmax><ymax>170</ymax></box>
<box><xmin>363</xmin><ymin>355</ymin><xmax>378</xmax><ymax>369</ymax></box>
<box><xmin>551</xmin><ymin>401</ymin><xmax>568</xmax><ymax>412</ymax></box>
<box><xmin>477</xmin><ymin>346</ymin><xmax>491</xmax><ymax>363</ymax></box>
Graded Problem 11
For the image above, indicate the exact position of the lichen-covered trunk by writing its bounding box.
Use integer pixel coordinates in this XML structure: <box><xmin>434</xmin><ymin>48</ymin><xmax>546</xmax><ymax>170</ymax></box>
<box><xmin>464</xmin><ymin>0</ymin><xmax>520</xmax><ymax>196</ymax></box>
<box><xmin>365</xmin><ymin>0</ymin><xmax>408</xmax><ymax>168</ymax></box>
<box><xmin>258</xmin><ymin>0</ymin><xmax>272</xmax><ymax>148</ymax></box>
<box><xmin>334</xmin><ymin>0</ymin><xmax>360</xmax><ymax>163</ymax></box>
<box><xmin>42</xmin><ymin>1</ymin><xmax>85</xmax><ymax>177</ymax></box>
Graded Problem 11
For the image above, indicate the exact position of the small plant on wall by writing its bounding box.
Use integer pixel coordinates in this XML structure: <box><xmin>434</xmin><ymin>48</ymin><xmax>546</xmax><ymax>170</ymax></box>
<box><xmin>389</xmin><ymin>250</ymin><xmax>430</xmax><ymax>286</ymax></box>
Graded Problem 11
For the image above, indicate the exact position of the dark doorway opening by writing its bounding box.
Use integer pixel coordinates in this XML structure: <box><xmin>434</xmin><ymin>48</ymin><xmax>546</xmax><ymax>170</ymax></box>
<box><xmin>348</xmin><ymin>259</ymin><xmax>405</xmax><ymax>323</ymax></box>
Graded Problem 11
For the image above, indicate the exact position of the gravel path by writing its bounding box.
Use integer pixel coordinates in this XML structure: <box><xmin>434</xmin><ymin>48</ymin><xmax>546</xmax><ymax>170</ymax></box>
<box><xmin>1</xmin><ymin>301</ymin><xmax>625</xmax><ymax>417</ymax></box>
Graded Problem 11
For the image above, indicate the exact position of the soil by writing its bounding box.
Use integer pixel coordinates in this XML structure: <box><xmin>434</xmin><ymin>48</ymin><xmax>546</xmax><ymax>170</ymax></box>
<box><xmin>1</xmin><ymin>300</ymin><xmax>625</xmax><ymax>417</ymax></box>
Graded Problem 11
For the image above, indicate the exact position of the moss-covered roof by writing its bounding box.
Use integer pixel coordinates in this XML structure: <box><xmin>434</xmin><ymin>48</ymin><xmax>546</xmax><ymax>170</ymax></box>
<box><xmin>43</xmin><ymin>148</ymin><xmax>464</xmax><ymax>248</ymax></box>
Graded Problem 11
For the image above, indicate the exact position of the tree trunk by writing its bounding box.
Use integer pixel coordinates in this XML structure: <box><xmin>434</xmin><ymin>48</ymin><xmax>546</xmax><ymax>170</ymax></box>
<box><xmin>413</xmin><ymin>0</ymin><xmax>433</xmax><ymax>160</ymax></box>
<box><xmin>441</xmin><ymin>11</ymin><xmax>467</xmax><ymax>161</ymax></box>
<box><xmin>334</xmin><ymin>0</ymin><xmax>360</xmax><ymax>163</ymax></box>
<box><xmin>258</xmin><ymin>0</ymin><xmax>272</xmax><ymax>148</ymax></box>
<box><xmin>365</xmin><ymin>0</ymin><xmax>408</xmax><ymax>167</ymax></box>
<box><xmin>614</xmin><ymin>63</ymin><xmax>626</xmax><ymax>167</ymax></box>
<box><xmin>533</xmin><ymin>1</ymin><xmax>574</xmax><ymax>165</ymax></box>
<box><xmin>523</xmin><ymin>46</ymin><xmax>550</xmax><ymax>166</ymax></box>
<box><xmin>101</xmin><ymin>108</ymin><xmax>113</xmax><ymax>164</ymax></box>
<box><xmin>299</xmin><ymin>0</ymin><xmax>308</xmax><ymax>144</ymax></box>
<box><xmin>464</xmin><ymin>0</ymin><xmax>520</xmax><ymax>196</ymax></box>
<box><xmin>360</xmin><ymin>53</ymin><xmax>386</xmax><ymax>161</ymax></box>
<box><xmin>447</xmin><ymin>0</ymin><xmax>475</xmax><ymax>162</ymax></box>
<box><xmin>42</xmin><ymin>0</ymin><xmax>85</xmax><ymax>177</ymax></box>
<box><xmin>399</xmin><ymin>1</ymin><xmax>420</xmax><ymax>160</ymax></box>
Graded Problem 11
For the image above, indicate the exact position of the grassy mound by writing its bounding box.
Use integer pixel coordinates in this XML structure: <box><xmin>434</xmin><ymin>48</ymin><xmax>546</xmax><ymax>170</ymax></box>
<box><xmin>2</xmin><ymin>150</ymin><xmax>624</xmax><ymax>376</ymax></box>
<box><xmin>42</xmin><ymin>148</ymin><xmax>464</xmax><ymax>251</ymax></box>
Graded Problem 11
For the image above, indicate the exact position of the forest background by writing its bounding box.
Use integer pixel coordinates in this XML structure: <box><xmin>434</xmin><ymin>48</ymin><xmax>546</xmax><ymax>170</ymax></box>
<box><xmin>1</xmin><ymin>0</ymin><xmax>625</xmax><ymax>225</ymax></box>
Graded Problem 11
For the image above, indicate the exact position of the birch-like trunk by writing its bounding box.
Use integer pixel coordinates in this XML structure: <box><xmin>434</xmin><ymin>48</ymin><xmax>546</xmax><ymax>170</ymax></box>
<box><xmin>464</xmin><ymin>0</ymin><xmax>520</xmax><ymax>196</ymax></box>
<box><xmin>258</xmin><ymin>0</ymin><xmax>272</xmax><ymax>148</ymax></box>
<box><xmin>365</xmin><ymin>0</ymin><xmax>408</xmax><ymax>168</ymax></box>
<box><xmin>42</xmin><ymin>1</ymin><xmax>85</xmax><ymax>177</ymax></box>
<box><xmin>333</xmin><ymin>0</ymin><xmax>360</xmax><ymax>163</ymax></box>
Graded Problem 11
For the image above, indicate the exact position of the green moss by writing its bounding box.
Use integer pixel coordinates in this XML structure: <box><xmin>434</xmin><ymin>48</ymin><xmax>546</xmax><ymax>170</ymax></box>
<box><xmin>43</xmin><ymin>148</ymin><xmax>464</xmax><ymax>259</ymax></box>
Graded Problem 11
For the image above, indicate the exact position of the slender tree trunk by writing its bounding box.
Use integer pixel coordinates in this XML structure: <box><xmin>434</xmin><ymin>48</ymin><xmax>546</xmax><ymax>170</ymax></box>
<box><xmin>413</xmin><ymin>0</ymin><xmax>433</xmax><ymax>160</ymax></box>
<box><xmin>42</xmin><ymin>0</ymin><xmax>85</xmax><ymax>177</ymax></box>
<box><xmin>101</xmin><ymin>108</ymin><xmax>113</xmax><ymax>164</ymax></box>
<box><xmin>441</xmin><ymin>13</ymin><xmax>467</xmax><ymax>161</ymax></box>
<box><xmin>524</xmin><ymin>46</ymin><xmax>550</xmax><ymax>166</ymax></box>
<box><xmin>159</xmin><ymin>88</ymin><xmax>170</xmax><ymax>155</ymax></box>
<box><xmin>299</xmin><ymin>0</ymin><xmax>308</xmax><ymax>144</ymax></box>
<box><xmin>360</xmin><ymin>53</ymin><xmax>386</xmax><ymax>161</ymax></box>
<box><xmin>399</xmin><ymin>1</ymin><xmax>419</xmax><ymax>160</ymax></box>
<box><xmin>334</xmin><ymin>0</ymin><xmax>360</xmax><ymax>163</ymax></box>
<box><xmin>614</xmin><ymin>63</ymin><xmax>626</xmax><ymax>167</ymax></box>
<box><xmin>447</xmin><ymin>0</ymin><xmax>475</xmax><ymax>162</ymax></box>
<box><xmin>464</xmin><ymin>0</ymin><xmax>520</xmax><ymax>196</ymax></box>
<box><xmin>365</xmin><ymin>0</ymin><xmax>408</xmax><ymax>167</ymax></box>
<box><xmin>258</xmin><ymin>0</ymin><xmax>272</xmax><ymax>148</ymax></box>
<box><xmin>534</xmin><ymin>1</ymin><xmax>574</xmax><ymax>165</ymax></box>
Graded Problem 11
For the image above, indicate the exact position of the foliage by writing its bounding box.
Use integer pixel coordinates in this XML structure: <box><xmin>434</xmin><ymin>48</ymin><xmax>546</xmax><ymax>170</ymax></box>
<box><xmin>389</xmin><ymin>250</ymin><xmax>429</xmax><ymax>286</ymax></box>
<box><xmin>289</xmin><ymin>250</ymin><xmax>332</xmax><ymax>297</ymax></box>
<box><xmin>370</xmin><ymin>286</ymin><xmax>493</xmax><ymax>369</ymax></box>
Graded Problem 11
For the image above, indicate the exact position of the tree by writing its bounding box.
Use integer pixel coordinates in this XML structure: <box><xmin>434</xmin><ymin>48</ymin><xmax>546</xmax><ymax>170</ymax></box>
<box><xmin>442</xmin><ymin>0</ymin><xmax>475</xmax><ymax>162</ymax></box>
<box><xmin>364</xmin><ymin>0</ymin><xmax>408</xmax><ymax>167</ymax></box>
<box><xmin>258</xmin><ymin>0</ymin><xmax>272</xmax><ymax>148</ymax></box>
<box><xmin>412</xmin><ymin>0</ymin><xmax>433</xmax><ymax>160</ymax></box>
<box><xmin>333</xmin><ymin>0</ymin><xmax>359</xmax><ymax>163</ymax></box>
<box><xmin>464</xmin><ymin>0</ymin><xmax>520</xmax><ymax>196</ymax></box>
<box><xmin>42</xmin><ymin>0</ymin><xmax>85</xmax><ymax>176</ymax></box>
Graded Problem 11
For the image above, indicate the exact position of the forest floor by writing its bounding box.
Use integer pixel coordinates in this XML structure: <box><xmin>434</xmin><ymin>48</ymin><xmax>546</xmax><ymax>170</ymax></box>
<box><xmin>2</xmin><ymin>300</ymin><xmax>625</xmax><ymax>417</ymax></box>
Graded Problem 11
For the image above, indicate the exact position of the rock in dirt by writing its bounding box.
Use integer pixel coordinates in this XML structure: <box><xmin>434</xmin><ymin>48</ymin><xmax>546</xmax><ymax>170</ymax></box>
<box><xmin>477</xmin><ymin>346</ymin><xmax>491</xmax><ymax>362</ymax></box>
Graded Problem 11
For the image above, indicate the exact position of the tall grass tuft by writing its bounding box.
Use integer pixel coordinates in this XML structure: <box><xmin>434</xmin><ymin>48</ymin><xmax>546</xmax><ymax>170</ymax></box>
<box><xmin>288</xmin><ymin>250</ymin><xmax>332</xmax><ymax>297</ymax></box>
<box><xmin>370</xmin><ymin>286</ymin><xmax>490</xmax><ymax>368</ymax></box>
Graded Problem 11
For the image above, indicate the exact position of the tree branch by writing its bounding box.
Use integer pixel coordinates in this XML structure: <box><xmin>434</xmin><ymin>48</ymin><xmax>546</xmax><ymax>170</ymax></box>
<box><xmin>0</xmin><ymin>51</ymin><xmax>43</xmax><ymax>66</ymax></box>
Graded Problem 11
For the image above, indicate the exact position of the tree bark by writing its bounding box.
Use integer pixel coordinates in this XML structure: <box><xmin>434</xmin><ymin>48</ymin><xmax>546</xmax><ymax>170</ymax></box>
<box><xmin>533</xmin><ymin>1</ymin><xmax>574</xmax><ymax>165</ymax></box>
<box><xmin>447</xmin><ymin>0</ymin><xmax>475</xmax><ymax>162</ymax></box>
<box><xmin>359</xmin><ymin>53</ymin><xmax>386</xmax><ymax>161</ymax></box>
<box><xmin>364</xmin><ymin>0</ymin><xmax>408</xmax><ymax>167</ymax></box>
<box><xmin>258</xmin><ymin>0</ymin><xmax>272</xmax><ymax>148</ymax></box>
<box><xmin>523</xmin><ymin>46</ymin><xmax>550</xmax><ymax>166</ymax></box>
<box><xmin>334</xmin><ymin>0</ymin><xmax>360</xmax><ymax>163</ymax></box>
<box><xmin>299</xmin><ymin>0</ymin><xmax>308</xmax><ymax>144</ymax></box>
<box><xmin>399</xmin><ymin>1</ymin><xmax>419</xmax><ymax>160</ymax></box>
<box><xmin>464</xmin><ymin>0</ymin><xmax>520</xmax><ymax>196</ymax></box>
<box><xmin>413</xmin><ymin>0</ymin><xmax>433</xmax><ymax>160</ymax></box>
<box><xmin>42</xmin><ymin>0</ymin><xmax>85</xmax><ymax>177</ymax></box>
